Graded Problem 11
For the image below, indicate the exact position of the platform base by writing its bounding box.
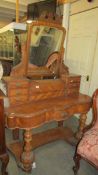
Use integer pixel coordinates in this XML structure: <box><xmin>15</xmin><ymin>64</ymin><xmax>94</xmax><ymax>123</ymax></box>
<box><xmin>7</xmin><ymin>127</ymin><xmax>76</xmax><ymax>171</ymax></box>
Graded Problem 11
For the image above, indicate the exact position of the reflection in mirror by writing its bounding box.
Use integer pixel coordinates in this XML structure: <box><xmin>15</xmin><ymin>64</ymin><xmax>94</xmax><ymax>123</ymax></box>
<box><xmin>29</xmin><ymin>25</ymin><xmax>63</xmax><ymax>67</ymax></box>
<box><xmin>0</xmin><ymin>22</ymin><xmax>27</xmax><ymax>76</ymax></box>
<box><xmin>13</xmin><ymin>30</ymin><xmax>27</xmax><ymax>66</ymax></box>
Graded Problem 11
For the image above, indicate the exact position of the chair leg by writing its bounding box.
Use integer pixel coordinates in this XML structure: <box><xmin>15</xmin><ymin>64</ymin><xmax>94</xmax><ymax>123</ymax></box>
<box><xmin>12</xmin><ymin>129</ymin><xmax>19</xmax><ymax>140</ymax></box>
<box><xmin>73</xmin><ymin>153</ymin><xmax>81</xmax><ymax>175</ymax></box>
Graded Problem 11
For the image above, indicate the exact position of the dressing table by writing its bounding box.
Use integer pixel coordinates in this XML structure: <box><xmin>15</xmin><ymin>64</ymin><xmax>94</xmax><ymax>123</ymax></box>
<box><xmin>0</xmin><ymin>13</ymin><xmax>92</xmax><ymax>172</ymax></box>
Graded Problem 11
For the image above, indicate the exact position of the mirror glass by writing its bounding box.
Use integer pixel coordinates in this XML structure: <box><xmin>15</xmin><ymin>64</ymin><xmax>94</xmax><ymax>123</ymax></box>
<box><xmin>29</xmin><ymin>25</ymin><xmax>63</xmax><ymax>67</ymax></box>
<box><xmin>0</xmin><ymin>28</ymin><xmax>27</xmax><ymax>76</ymax></box>
<box><xmin>13</xmin><ymin>29</ymin><xmax>27</xmax><ymax>66</ymax></box>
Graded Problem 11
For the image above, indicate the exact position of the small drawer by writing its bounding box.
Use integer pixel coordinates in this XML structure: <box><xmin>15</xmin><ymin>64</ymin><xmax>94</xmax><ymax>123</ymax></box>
<box><xmin>9</xmin><ymin>95</ymin><xmax>28</xmax><ymax>105</ymax></box>
<box><xmin>68</xmin><ymin>76</ymin><xmax>81</xmax><ymax>84</ymax></box>
<box><xmin>7</xmin><ymin>81</ymin><xmax>29</xmax><ymax>89</ymax></box>
<box><xmin>4</xmin><ymin>77</ymin><xmax>30</xmax><ymax>89</ymax></box>
<box><xmin>67</xmin><ymin>82</ymin><xmax>80</xmax><ymax>88</ymax></box>
<box><xmin>30</xmin><ymin>80</ymin><xmax>65</xmax><ymax>93</ymax></box>
<box><xmin>8</xmin><ymin>88</ymin><xmax>28</xmax><ymax>96</ymax></box>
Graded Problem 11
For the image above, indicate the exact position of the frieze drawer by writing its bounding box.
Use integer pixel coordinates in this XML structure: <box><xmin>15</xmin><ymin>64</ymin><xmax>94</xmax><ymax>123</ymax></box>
<box><xmin>9</xmin><ymin>95</ymin><xmax>28</xmax><ymax>106</ymax></box>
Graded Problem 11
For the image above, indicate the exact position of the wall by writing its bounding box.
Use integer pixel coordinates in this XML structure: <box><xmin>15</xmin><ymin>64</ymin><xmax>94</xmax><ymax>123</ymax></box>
<box><xmin>89</xmin><ymin>33</ymin><xmax>98</xmax><ymax>95</ymax></box>
<box><xmin>71</xmin><ymin>0</ymin><xmax>98</xmax><ymax>15</ymax></box>
<box><xmin>66</xmin><ymin>0</ymin><xmax>98</xmax><ymax>124</ymax></box>
<box><xmin>70</xmin><ymin>0</ymin><xmax>98</xmax><ymax>96</ymax></box>
<box><xmin>0</xmin><ymin>21</ymin><xmax>10</xmax><ymax>29</ymax></box>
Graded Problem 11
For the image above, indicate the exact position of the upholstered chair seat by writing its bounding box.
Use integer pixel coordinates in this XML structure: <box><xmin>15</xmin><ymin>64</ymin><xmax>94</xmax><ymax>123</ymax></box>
<box><xmin>77</xmin><ymin>127</ymin><xmax>98</xmax><ymax>167</ymax></box>
<box><xmin>73</xmin><ymin>89</ymin><xmax>98</xmax><ymax>175</ymax></box>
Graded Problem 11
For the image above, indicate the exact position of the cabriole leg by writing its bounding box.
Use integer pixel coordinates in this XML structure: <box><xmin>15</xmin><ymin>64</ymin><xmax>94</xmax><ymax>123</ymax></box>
<box><xmin>73</xmin><ymin>153</ymin><xmax>81</xmax><ymax>175</ymax></box>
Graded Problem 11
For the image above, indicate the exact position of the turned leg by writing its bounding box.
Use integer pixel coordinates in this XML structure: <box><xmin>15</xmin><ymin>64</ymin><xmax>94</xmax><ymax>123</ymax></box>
<box><xmin>21</xmin><ymin>129</ymin><xmax>34</xmax><ymax>172</ymax></box>
<box><xmin>73</xmin><ymin>153</ymin><xmax>81</xmax><ymax>175</ymax></box>
<box><xmin>0</xmin><ymin>153</ymin><xmax>9</xmax><ymax>175</ymax></box>
<box><xmin>12</xmin><ymin>129</ymin><xmax>19</xmax><ymax>140</ymax></box>
<box><xmin>75</xmin><ymin>113</ymin><xmax>87</xmax><ymax>140</ymax></box>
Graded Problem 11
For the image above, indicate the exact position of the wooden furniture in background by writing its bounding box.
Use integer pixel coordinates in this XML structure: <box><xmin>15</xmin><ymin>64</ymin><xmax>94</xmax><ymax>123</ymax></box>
<box><xmin>0</xmin><ymin>91</ymin><xmax>9</xmax><ymax>175</ymax></box>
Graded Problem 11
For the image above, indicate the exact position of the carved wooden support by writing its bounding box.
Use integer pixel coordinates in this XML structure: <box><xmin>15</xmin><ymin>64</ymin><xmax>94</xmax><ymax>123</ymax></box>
<box><xmin>21</xmin><ymin>129</ymin><xmax>34</xmax><ymax>172</ymax></box>
<box><xmin>75</xmin><ymin>113</ymin><xmax>87</xmax><ymax>139</ymax></box>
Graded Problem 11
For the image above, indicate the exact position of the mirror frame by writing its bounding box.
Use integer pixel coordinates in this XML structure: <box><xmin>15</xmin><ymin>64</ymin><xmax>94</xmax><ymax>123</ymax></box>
<box><xmin>24</xmin><ymin>20</ymin><xmax>66</xmax><ymax>76</ymax></box>
<box><xmin>11</xmin><ymin>15</ymin><xmax>66</xmax><ymax>78</ymax></box>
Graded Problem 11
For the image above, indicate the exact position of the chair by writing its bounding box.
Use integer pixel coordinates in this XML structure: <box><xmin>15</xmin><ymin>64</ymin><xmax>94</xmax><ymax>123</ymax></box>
<box><xmin>73</xmin><ymin>89</ymin><xmax>98</xmax><ymax>175</ymax></box>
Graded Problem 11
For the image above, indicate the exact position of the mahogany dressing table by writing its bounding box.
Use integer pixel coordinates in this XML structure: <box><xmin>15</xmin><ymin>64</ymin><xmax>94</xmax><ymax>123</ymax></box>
<box><xmin>1</xmin><ymin>14</ymin><xmax>92</xmax><ymax>172</ymax></box>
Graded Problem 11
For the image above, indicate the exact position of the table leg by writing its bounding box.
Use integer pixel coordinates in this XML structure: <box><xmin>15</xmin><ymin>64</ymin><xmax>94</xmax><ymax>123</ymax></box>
<box><xmin>75</xmin><ymin>113</ymin><xmax>87</xmax><ymax>140</ymax></box>
<box><xmin>21</xmin><ymin>129</ymin><xmax>34</xmax><ymax>172</ymax></box>
<box><xmin>0</xmin><ymin>153</ymin><xmax>9</xmax><ymax>175</ymax></box>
